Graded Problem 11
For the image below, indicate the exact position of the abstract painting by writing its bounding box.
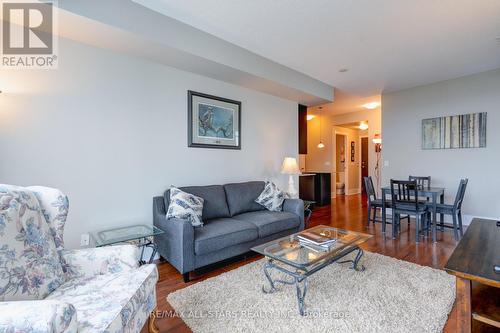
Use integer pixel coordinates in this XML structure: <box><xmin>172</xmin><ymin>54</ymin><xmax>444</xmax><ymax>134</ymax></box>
<box><xmin>422</xmin><ymin>112</ymin><xmax>487</xmax><ymax>149</ymax></box>
<box><xmin>188</xmin><ymin>91</ymin><xmax>241</xmax><ymax>149</ymax></box>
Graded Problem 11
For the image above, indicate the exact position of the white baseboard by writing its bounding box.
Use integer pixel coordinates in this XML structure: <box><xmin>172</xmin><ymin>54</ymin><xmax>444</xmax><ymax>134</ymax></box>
<box><xmin>346</xmin><ymin>188</ymin><xmax>361</xmax><ymax>195</ymax></box>
<box><xmin>331</xmin><ymin>188</ymin><xmax>361</xmax><ymax>196</ymax></box>
<box><xmin>382</xmin><ymin>209</ymin><xmax>497</xmax><ymax>226</ymax></box>
<box><xmin>460</xmin><ymin>214</ymin><xmax>499</xmax><ymax>225</ymax></box>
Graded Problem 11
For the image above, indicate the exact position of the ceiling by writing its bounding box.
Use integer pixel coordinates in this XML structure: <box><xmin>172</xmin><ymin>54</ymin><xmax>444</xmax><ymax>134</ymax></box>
<box><xmin>335</xmin><ymin>121</ymin><xmax>369</xmax><ymax>131</ymax></box>
<box><xmin>49</xmin><ymin>0</ymin><xmax>334</xmax><ymax>105</ymax></box>
<box><xmin>134</xmin><ymin>0</ymin><xmax>500</xmax><ymax>97</ymax></box>
<box><xmin>317</xmin><ymin>90</ymin><xmax>381</xmax><ymax>115</ymax></box>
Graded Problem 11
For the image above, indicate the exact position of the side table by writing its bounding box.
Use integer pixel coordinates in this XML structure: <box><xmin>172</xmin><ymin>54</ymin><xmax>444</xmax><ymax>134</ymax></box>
<box><xmin>303</xmin><ymin>200</ymin><xmax>316</xmax><ymax>227</ymax></box>
<box><xmin>90</xmin><ymin>224</ymin><xmax>164</xmax><ymax>265</ymax></box>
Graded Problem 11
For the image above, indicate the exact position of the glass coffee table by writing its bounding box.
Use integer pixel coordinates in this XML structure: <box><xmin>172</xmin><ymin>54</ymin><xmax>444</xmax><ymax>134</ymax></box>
<box><xmin>252</xmin><ymin>225</ymin><xmax>372</xmax><ymax>315</ymax></box>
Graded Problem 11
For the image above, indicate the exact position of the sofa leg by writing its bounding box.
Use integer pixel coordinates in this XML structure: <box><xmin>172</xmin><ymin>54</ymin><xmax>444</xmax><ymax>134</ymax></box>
<box><xmin>148</xmin><ymin>308</ymin><xmax>159</xmax><ymax>333</ymax></box>
<box><xmin>183</xmin><ymin>272</ymin><xmax>190</xmax><ymax>283</ymax></box>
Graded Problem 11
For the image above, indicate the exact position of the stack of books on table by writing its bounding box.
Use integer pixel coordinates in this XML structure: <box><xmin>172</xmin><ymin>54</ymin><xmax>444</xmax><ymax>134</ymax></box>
<box><xmin>297</xmin><ymin>230</ymin><xmax>337</xmax><ymax>252</ymax></box>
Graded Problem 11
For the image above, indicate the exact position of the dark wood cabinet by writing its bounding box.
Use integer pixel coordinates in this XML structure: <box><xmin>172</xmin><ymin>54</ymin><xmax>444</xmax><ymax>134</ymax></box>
<box><xmin>299</xmin><ymin>173</ymin><xmax>331</xmax><ymax>206</ymax></box>
<box><xmin>299</xmin><ymin>174</ymin><xmax>315</xmax><ymax>201</ymax></box>
<box><xmin>314</xmin><ymin>173</ymin><xmax>331</xmax><ymax>206</ymax></box>
<box><xmin>298</xmin><ymin>104</ymin><xmax>307</xmax><ymax>154</ymax></box>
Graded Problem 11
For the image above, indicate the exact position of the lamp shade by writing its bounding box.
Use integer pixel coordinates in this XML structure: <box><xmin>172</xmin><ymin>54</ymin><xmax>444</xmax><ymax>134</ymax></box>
<box><xmin>281</xmin><ymin>157</ymin><xmax>301</xmax><ymax>175</ymax></box>
<box><xmin>372</xmin><ymin>133</ymin><xmax>382</xmax><ymax>144</ymax></box>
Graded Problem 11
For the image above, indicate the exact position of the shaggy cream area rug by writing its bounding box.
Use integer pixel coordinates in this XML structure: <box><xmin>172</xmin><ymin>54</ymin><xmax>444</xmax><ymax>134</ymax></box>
<box><xmin>167</xmin><ymin>251</ymin><xmax>455</xmax><ymax>333</ymax></box>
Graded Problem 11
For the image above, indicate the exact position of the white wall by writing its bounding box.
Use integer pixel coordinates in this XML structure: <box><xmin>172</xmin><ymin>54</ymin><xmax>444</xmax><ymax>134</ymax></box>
<box><xmin>382</xmin><ymin>69</ymin><xmax>500</xmax><ymax>224</ymax></box>
<box><xmin>0</xmin><ymin>38</ymin><xmax>298</xmax><ymax>248</ymax></box>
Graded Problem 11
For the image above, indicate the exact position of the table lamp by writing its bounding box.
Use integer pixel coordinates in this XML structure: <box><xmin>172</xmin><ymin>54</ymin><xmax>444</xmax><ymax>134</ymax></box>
<box><xmin>281</xmin><ymin>157</ymin><xmax>301</xmax><ymax>198</ymax></box>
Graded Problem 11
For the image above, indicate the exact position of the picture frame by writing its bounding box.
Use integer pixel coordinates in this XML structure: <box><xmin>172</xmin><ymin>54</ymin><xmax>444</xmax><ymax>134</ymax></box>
<box><xmin>350</xmin><ymin>141</ymin><xmax>355</xmax><ymax>162</ymax></box>
<box><xmin>188</xmin><ymin>90</ymin><xmax>241</xmax><ymax>150</ymax></box>
<box><xmin>422</xmin><ymin>112</ymin><xmax>487</xmax><ymax>149</ymax></box>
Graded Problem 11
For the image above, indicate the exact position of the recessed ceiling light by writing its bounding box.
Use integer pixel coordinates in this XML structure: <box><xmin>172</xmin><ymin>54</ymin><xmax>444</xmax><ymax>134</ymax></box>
<box><xmin>362</xmin><ymin>102</ymin><xmax>380</xmax><ymax>110</ymax></box>
<box><xmin>306</xmin><ymin>115</ymin><xmax>315</xmax><ymax>121</ymax></box>
<box><xmin>339</xmin><ymin>68</ymin><xmax>349</xmax><ymax>73</ymax></box>
<box><xmin>359</xmin><ymin>122</ymin><xmax>369</xmax><ymax>130</ymax></box>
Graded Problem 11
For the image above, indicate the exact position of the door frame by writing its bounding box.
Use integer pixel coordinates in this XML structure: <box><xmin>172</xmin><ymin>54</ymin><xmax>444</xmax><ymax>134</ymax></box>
<box><xmin>359</xmin><ymin>134</ymin><xmax>369</xmax><ymax>195</ymax></box>
<box><xmin>333</xmin><ymin>130</ymin><xmax>349</xmax><ymax>198</ymax></box>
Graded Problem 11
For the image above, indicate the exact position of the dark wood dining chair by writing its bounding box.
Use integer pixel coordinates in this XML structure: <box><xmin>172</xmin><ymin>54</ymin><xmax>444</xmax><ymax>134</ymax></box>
<box><xmin>364</xmin><ymin>176</ymin><xmax>408</xmax><ymax>226</ymax></box>
<box><xmin>427</xmin><ymin>179</ymin><xmax>468</xmax><ymax>241</ymax></box>
<box><xmin>408</xmin><ymin>175</ymin><xmax>431</xmax><ymax>189</ymax></box>
<box><xmin>409</xmin><ymin>175</ymin><xmax>432</xmax><ymax>204</ymax></box>
<box><xmin>364</xmin><ymin>176</ymin><xmax>384</xmax><ymax>226</ymax></box>
<box><xmin>390</xmin><ymin>179</ymin><xmax>429</xmax><ymax>242</ymax></box>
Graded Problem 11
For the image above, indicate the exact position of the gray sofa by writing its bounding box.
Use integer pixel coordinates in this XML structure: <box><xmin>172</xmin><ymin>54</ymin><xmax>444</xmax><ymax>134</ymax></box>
<box><xmin>153</xmin><ymin>181</ymin><xmax>304</xmax><ymax>282</ymax></box>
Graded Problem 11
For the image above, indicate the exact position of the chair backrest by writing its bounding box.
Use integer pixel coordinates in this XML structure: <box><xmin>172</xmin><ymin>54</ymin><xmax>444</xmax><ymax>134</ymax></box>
<box><xmin>363</xmin><ymin>176</ymin><xmax>377</xmax><ymax>201</ymax></box>
<box><xmin>26</xmin><ymin>186</ymin><xmax>69</xmax><ymax>251</ymax></box>
<box><xmin>0</xmin><ymin>185</ymin><xmax>66</xmax><ymax>301</ymax></box>
<box><xmin>408</xmin><ymin>175</ymin><xmax>431</xmax><ymax>189</ymax></box>
<box><xmin>390</xmin><ymin>179</ymin><xmax>419</xmax><ymax>211</ymax></box>
<box><xmin>453</xmin><ymin>179</ymin><xmax>468</xmax><ymax>210</ymax></box>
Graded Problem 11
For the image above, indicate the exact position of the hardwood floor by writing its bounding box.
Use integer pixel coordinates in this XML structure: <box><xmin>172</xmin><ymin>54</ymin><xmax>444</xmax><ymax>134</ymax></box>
<box><xmin>146</xmin><ymin>194</ymin><xmax>492</xmax><ymax>333</ymax></box>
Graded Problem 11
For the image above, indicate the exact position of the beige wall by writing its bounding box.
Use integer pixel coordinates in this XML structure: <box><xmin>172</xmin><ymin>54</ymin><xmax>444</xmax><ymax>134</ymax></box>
<box><xmin>306</xmin><ymin>112</ymin><xmax>332</xmax><ymax>173</ymax></box>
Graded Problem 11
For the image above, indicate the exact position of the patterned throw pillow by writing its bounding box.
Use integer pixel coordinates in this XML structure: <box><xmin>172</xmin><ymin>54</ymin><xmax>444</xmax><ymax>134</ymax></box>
<box><xmin>167</xmin><ymin>187</ymin><xmax>204</xmax><ymax>227</ymax></box>
<box><xmin>255</xmin><ymin>181</ymin><xmax>285</xmax><ymax>212</ymax></box>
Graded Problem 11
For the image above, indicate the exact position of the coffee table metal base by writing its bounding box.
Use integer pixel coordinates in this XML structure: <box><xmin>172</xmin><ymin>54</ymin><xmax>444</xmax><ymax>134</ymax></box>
<box><xmin>261</xmin><ymin>247</ymin><xmax>365</xmax><ymax>316</ymax></box>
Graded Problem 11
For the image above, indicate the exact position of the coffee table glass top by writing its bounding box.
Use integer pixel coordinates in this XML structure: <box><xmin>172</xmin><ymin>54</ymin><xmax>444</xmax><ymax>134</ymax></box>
<box><xmin>252</xmin><ymin>225</ymin><xmax>372</xmax><ymax>269</ymax></box>
<box><xmin>91</xmin><ymin>224</ymin><xmax>164</xmax><ymax>247</ymax></box>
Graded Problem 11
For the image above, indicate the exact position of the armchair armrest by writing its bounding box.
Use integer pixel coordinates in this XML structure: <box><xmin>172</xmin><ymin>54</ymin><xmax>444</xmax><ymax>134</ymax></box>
<box><xmin>153</xmin><ymin>196</ymin><xmax>195</xmax><ymax>274</ymax></box>
<box><xmin>0</xmin><ymin>300</ymin><xmax>77</xmax><ymax>333</ymax></box>
<box><xmin>61</xmin><ymin>244</ymin><xmax>139</xmax><ymax>279</ymax></box>
<box><xmin>283</xmin><ymin>198</ymin><xmax>305</xmax><ymax>230</ymax></box>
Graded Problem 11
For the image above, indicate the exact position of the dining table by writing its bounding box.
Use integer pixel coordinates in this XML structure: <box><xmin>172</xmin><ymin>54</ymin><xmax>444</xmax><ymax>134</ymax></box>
<box><xmin>380</xmin><ymin>186</ymin><xmax>445</xmax><ymax>242</ymax></box>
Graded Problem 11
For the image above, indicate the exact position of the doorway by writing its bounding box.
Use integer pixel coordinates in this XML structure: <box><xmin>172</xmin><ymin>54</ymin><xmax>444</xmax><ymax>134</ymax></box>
<box><xmin>332</xmin><ymin>121</ymin><xmax>368</xmax><ymax>197</ymax></box>
<box><xmin>360</xmin><ymin>136</ymin><xmax>368</xmax><ymax>193</ymax></box>
<box><xmin>334</xmin><ymin>133</ymin><xmax>347</xmax><ymax>197</ymax></box>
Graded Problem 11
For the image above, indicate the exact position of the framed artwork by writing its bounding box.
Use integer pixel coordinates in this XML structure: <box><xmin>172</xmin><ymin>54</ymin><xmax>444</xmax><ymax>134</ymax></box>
<box><xmin>350</xmin><ymin>141</ymin><xmax>355</xmax><ymax>162</ymax></box>
<box><xmin>188</xmin><ymin>91</ymin><xmax>241</xmax><ymax>149</ymax></box>
<box><xmin>422</xmin><ymin>112</ymin><xmax>487</xmax><ymax>149</ymax></box>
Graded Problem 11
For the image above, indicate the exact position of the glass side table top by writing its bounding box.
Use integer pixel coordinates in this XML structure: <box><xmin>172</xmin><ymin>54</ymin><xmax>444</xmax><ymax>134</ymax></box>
<box><xmin>252</xmin><ymin>225</ymin><xmax>372</xmax><ymax>270</ymax></box>
<box><xmin>91</xmin><ymin>224</ymin><xmax>164</xmax><ymax>247</ymax></box>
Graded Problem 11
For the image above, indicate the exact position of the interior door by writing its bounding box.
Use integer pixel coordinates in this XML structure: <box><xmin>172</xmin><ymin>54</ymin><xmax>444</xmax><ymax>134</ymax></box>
<box><xmin>361</xmin><ymin>137</ymin><xmax>368</xmax><ymax>192</ymax></box>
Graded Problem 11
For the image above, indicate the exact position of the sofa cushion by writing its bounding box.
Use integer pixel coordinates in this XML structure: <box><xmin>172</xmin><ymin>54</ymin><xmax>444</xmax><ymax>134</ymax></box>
<box><xmin>0</xmin><ymin>184</ymin><xmax>65</xmax><ymax>301</ymax></box>
<box><xmin>194</xmin><ymin>218</ymin><xmax>258</xmax><ymax>255</ymax></box>
<box><xmin>47</xmin><ymin>264</ymin><xmax>158</xmax><ymax>333</ymax></box>
<box><xmin>164</xmin><ymin>185</ymin><xmax>230</xmax><ymax>221</ymax></box>
<box><xmin>224</xmin><ymin>181</ymin><xmax>266</xmax><ymax>216</ymax></box>
<box><xmin>232</xmin><ymin>211</ymin><xmax>300</xmax><ymax>238</ymax></box>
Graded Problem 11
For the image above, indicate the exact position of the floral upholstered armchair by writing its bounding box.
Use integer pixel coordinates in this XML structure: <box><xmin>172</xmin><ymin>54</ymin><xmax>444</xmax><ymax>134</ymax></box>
<box><xmin>0</xmin><ymin>185</ymin><xmax>159</xmax><ymax>333</ymax></box>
